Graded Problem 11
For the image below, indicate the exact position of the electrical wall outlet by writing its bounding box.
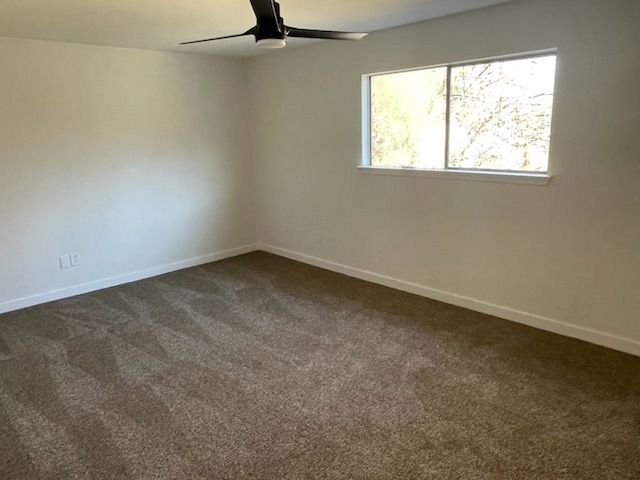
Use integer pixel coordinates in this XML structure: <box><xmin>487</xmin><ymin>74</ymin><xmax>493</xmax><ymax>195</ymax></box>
<box><xmin>60</xmin><ymin>253</ymin><xmax>80</xmax><ymax>269</ymax></box>
<box><xmin>59</xmin><ymin>255</ymin><xmax>71</xmax><ymax>269</ymax></box>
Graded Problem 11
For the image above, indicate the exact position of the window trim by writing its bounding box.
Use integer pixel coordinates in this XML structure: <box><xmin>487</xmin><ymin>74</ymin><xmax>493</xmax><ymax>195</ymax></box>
<box><xmin>361</xmin><ymin>49</ymin><xmax>557</xmax><ymax>185</ymax></box>
<box><xmin>357</xmin><ymin>166</ymin><xmax>551</xmax><ymax>185</ymax></box>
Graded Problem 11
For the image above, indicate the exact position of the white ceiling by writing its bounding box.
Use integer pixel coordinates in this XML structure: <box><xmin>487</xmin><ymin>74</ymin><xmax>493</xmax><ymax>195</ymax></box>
<box><xmin>0</xmin><ymin>0</ymin><xmax>514</xmax><ymax>57</ymax></box>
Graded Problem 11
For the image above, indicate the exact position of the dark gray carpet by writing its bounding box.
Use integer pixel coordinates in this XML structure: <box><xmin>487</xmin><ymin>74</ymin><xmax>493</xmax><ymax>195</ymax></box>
<box><xmin>0</xmin><ymin>251</ymin><xmax>638</xmax><ymax>479</ymax></box>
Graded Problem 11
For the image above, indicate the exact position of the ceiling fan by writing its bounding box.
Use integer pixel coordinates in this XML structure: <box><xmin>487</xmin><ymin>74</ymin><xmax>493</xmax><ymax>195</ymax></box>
<box><xmin>181</xmin><ymin>0</ymin><xmax>368</xmax><ymax>49</ymax></box>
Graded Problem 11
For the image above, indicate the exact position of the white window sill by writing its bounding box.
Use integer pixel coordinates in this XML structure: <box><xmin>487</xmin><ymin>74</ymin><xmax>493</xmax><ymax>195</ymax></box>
<box><xmin>357</xmin><ymin>166</ymin><xmax>551</xmax><ymax>186</ymax></box>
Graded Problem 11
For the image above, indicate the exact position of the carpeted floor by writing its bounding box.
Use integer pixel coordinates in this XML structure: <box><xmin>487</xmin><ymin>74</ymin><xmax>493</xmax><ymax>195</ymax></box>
<box><xmin>0</xmin><ymin>252</ymin><xmax>638</xmax><ymax>479</ymax></box>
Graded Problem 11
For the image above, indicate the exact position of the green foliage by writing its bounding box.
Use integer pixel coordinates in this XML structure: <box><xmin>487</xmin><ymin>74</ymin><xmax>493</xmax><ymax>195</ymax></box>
<box><xmin>370</xmin><ymin>68</ymin><xmax>447</xmax><ymax>168</ymax></box>
<box><xmin>369</xmin><ymin>55</ymin><xmax>556</xmax><ymax>172</ymax></box>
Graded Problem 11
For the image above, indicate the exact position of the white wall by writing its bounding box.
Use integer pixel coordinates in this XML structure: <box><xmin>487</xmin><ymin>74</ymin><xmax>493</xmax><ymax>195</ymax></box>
<box><xmin>249</xmin><ymin>0</ymin><xmax>640</xmax><ymax>353</ymax></box>
<box><xmin>0</xmin><ymin>38</ymin><xmax>256</xmax><ymax>310</ymax></box>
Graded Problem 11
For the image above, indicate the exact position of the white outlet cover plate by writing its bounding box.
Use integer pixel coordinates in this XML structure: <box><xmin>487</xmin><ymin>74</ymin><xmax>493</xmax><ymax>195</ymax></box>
<box><xmin>59</xmin><ymin>255</ymin><xmax>71</xmax><ymax>269</ymax></box>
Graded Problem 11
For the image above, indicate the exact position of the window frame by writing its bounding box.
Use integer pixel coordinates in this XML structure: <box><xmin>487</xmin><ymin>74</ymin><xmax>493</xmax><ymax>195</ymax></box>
<box><xmin>361</xmin><ymin>50</ymin><xmax>557</xmax><ymax>185</ymax></box>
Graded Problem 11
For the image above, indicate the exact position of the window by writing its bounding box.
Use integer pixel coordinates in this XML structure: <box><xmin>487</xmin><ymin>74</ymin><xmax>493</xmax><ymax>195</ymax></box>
<box><xmin>363</xmin><ymin>53</ymin><xmax>557</xmax><ymax>179</ymax></box>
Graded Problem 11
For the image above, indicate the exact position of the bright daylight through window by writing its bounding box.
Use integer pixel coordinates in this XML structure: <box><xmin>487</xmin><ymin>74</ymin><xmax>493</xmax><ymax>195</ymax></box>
<box><xmin>366</xmin><ymin>53</ymin><xmax>557</xmax><ymax>174</ymax></box>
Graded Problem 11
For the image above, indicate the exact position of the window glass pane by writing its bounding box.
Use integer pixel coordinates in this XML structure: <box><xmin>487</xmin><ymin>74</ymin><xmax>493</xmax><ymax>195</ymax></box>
<box><xmin>370</xmin><ymin>68</ymin><xmax>447</xmax><ymax>168</ymax></box>
<box><xmin>448</xmin><ymin>55</ymin><xmax>556</xmax><ymax>171</ymax></box>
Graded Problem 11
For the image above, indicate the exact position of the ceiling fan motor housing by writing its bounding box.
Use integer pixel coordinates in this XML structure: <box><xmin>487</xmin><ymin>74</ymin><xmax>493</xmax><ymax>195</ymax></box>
<box><xmin>256</xmin><ymin>1</ymin><xmax>285</xmax><ymax>41</ymax></box>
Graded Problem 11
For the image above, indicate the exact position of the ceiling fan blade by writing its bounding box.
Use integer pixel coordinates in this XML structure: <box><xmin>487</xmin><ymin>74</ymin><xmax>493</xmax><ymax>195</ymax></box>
<box><xmin>285</xmin><ymin>27</ymin><xmax>367</xmax><ymax>41</ymax></box>
<box><xmin>249</xmin><ymin>0</ymin><xmax>283</xmax><ymax>35</ymax></box>
<box><xmin>180</xmin><ymin>28</ymin><xmax>257</xmax><ymax>45</ymax></box>
<box><xmin>249</xmin><ymin>0</ymin><xmax>278</xmax><ymax>20</ymax></box>
<box><xmin>249</xmin><ymin>0</ymin><xmax>284</xmax><ymax>38</ymax></box>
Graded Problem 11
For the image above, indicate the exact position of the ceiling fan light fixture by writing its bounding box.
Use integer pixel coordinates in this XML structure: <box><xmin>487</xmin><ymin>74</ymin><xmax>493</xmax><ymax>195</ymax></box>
<box><xmin>257</xmin><ymin>37</ymin><xmax>287</xmax><ymax>49</ymax></box>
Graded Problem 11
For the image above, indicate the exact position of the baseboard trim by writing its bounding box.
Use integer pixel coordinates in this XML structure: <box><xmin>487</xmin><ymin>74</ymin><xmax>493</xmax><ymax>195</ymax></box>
<box><xmin>259</xmin><ymin>244</ymin><xmax>640</xmax><ymax>357</ymax></box>
<box><xmin>0</xmin><ymin>244</ymin><xmax>259</xmax><ymax>315</ymax></box>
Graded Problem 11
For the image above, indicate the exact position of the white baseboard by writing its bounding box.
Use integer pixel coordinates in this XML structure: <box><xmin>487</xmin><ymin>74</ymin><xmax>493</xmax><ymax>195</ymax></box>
<box><xmin>259</xmin><ymin>244</ymin><xmax>640</xmax><ymax>357</ymax></box>
<box><xmin>0</xmin><ymin>244</ymin><xmax>259</xmax><ymax>315</ymax></box>
<box><xmin>3</xmin><ymin>242</ymin><xmax>638</xmax><ymax>357</ymax></box>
